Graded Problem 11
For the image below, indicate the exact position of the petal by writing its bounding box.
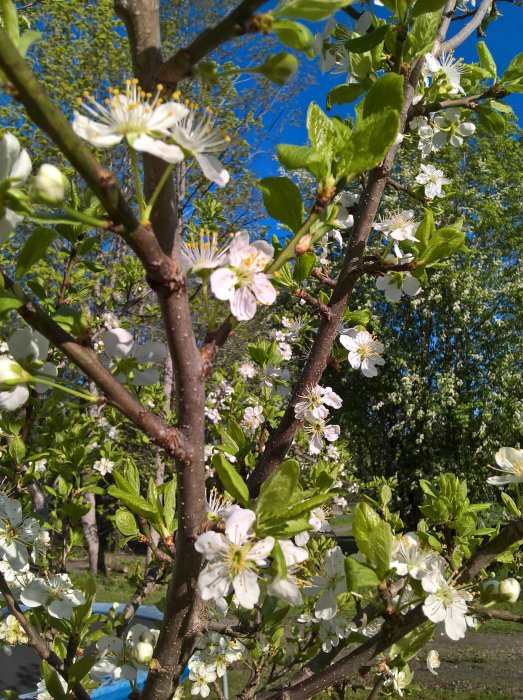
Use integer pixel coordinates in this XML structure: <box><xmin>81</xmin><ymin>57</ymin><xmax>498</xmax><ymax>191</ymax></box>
<box><xmin>102</xmin><ymin>328</ymin><xmax>134</xmax><ymax>358</ymax></box>
<box><xmin>0</xmin><ymin>209</ymin><xmax>23</xmax><ymax>241</ymax></box>
<box><xmin>72</xmin><ymin>112</ymin><xmax>122</xmax><ymax>147</ymax></box>
<box><xmin>314</xmin><ymin>589</ymin><xmax>338</xmax><ymax>620</ymax></box>
<box><xmin>194</xmin><ymin>532</ymin><xmax>228</xmax><ymax>561</ymax></box>
<box><xmin>248</xmin><ymin>536</ymin><xmax>275</xmax><ymax>564</ymax></box>
<box><xmin>132</xmin><ymin>134</ymin><xmax>185</xmax><ymax>163</ymax></box>
<box><xmin>251</xmin><ymin>274</ymin><xmax>276</xmax><ymax>306</ymax></box>
<box><xmin>147</xmin><ymin>102</ymin><xmax>189</xmax><ymax>131</ymax></box>
<box><xmin>230</xmin><ymin>287</ymin><xmax>257</xmax><ymax>321</ymax></box>
<box><xmin>233</xmin><ymin>569</ymin><xmax>260</xmax><ymax>609</ymax></box>
<box><xmin>133</xmin><ymin>341</ymin><xmax>167</xmax><ymax>363</ymax></box>
<box><xmin>210</xmin><ymin>267</ymin><xmax>237</xmax><ymax>301</ymax></box>
<box><xmin>402</xmin><ymin>276</ymin><xmax>421</xmax><ymax>296</ymax></box>
<box><xmin>195</xmin><ymin>154</ymin><xmax>230</xmax><ymax>188</ymax></box>
<box><xmin>224</xmin><ymin>509</ymin><xmax>256</xmax><ymax>545</ymax></box>
<box><xmin>268</xmin><ymin>576</ymin><xmax>302</xmax><ymax>606</ymax></box>
<box><xmin>10</xmin><ymin>149</ymin><xmax>32</xmax><ymax>183</ymax></box>
<box><xmin>198</xmin><ymin>562</ymin><xmax>233</xmax><ymax>600</ymax></box>
<box><xmin>9</xmin><ymin>328</ymin><xmax>48</xmax><ymax>361</ymax></box>
<box><xmin>0</xmin><ymin>384</ymin><xmax>29</xmax><ymax>411</ymax></box>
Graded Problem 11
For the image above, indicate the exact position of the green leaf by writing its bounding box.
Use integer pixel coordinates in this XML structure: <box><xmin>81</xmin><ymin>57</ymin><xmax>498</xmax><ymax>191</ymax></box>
<box><xmin>345</xmin><ymin>556</ymin><xmax>379</xmax><ymax>590</ymax></box>
<box><xmin>367</xmin><ymin>519</ymin><xmax>393</xmax><ymax>579</ymax></box>
<box><xmin>339</xmin><ymin>109</ymin><xmax>400</xmax><ymax>178</ymax></box>
<box><xmin>107</xmin><ymin>486</ymin><xmax>158</xmax><ymax>520</ymax></box>
<box><xmin>272</xmin><ymin>19</ymin><xmax>314</xmax><ymax>51</ymax></box>
<box><xmin>390</xmin><ymin>622</ymin><xmax>435</xmax><ymax>661</ymax></box>
<box><xmin>362</xmin><ymin>73</ymin><xmax>404</xmax><ymax>119</ymax></box>
<box><xmin>271</xmin><ymin>539</ymin><xmax>288</xmax><ymax>580</ymax></box>
<box><xmin>419</xmin><ymin>221</ymin><xmax>465</xmax><ymax>266</ymax></box>
<box><xmin>501</xmin><ymin>52</ymin><xmax>523</xmax><ymax>82</ymax></box>
<box><xmin>257</xmin><ymin>458</ymin><xmax>300</xmax><ymax>516</ymax></box>
<box><xmin>15</xmin><ymin>227</ymin><xmax>56</xmax><ymax>279</ymax></box>
<box><xmin>406</xmin><ymin>11</ymin><xmax>441</xmax><ymax>59</ymax></box>
<box><xmin>255</xmin><ymin>52</ymin><xmax>298</xmax><ymax>85</ymax></box>
<box><xmin>213</xmin><ymin>453</ymin><xmax>250</xmax><ymax>507</ymax></box>
<box><xmin>8</xmin><ymin>435</ymin><xmax>26</xmax><ymax>463</ymax></box>
<box><xmin>477</xmin><ymin>41</ymin><xmax>497</xmax><ymax>78</ymax></box>
<box><xmin>411</xmin><ymin>0</ymin><xmax>446</xmax><ymax>17</ymax></box>
<box><xmin>345</xmin><ymin>25</ymin><xmax>389</xmax><ymax>53</ymax></box>
<box><xmin>259</xmin><ymin>177</ymin><xmax>303</xmax><ymax>233</ymax></box>
<box><xmin>67</xmin><ymin>653</ymin><xmax>97</xmax><ymax>687</ymax></box>
<box><xmin>293</xmin><ymin>251</ymin><xmax>316</xmax><ymax>283</ymax></box>
<box><xmin>275</xmin><ymin>0</ymin><xmax>355</xmax><ymax>21</ymax></box>
<box><xmin>17</xmin><ymin>30</ymin><xmax>42</xmax><ymax>57</ymax></box>
<box><xmin>344</xmin><ymin>308</ymin><xmax>371</xmax><ymax>326</ymax></box>
<box><xmin>326</xmin><ymin>83</ymin><xmax>365</xmax><ymax>110</ymax></box>
<box><xmin>41</xmin><ymin>661</ymin><xmax>67</xmax><ymax>700</ymax></box>
<box><xmin>415</xmin><ymin>208</ymin><xmax>436</xmax><ymax>250</ymax></box>
<box><xmin>501</xmin><ymin>491</ymin><xmax>521</xmax><ymax>517</ymax></box>
<box><xmin>115</xmin><ymin>508</ymin><xmax>139</xmax><ymax>537</ymax></box>
<box><xmin>352</xmin><ymin>502</ymin><xmax>381</xmax><ymax>561</ymax></box>
<box><xmin>0</xmin><ymin>292</ymin><xmax>23</xmax><ymax>316</ymax></box>
<box><xmin>277</xmin><ymin>144</ymin><xmax>329</xmax><ymax>180</ymax></box>
<box><xmin>307</xmin><ymin>102</ymin><xmax>338</xmax><ymax>156</ymax></box>
<box><xmin>476</xmin><ymin>105</ymin><xmax>506</xmax><ymax>134</ymax></box>
<box><xmin>163</xmin><ymin>478</ymin><xmax>177</xmax><ymax>531</ymax></box>
<box><xmin>124</xmin><ymin>462</ymin><xmax>140</xmax><ymax>495</ymax></box>
<box><xmin>52</xmin><ymin>306</ymin><xmax>89</xmax><ymax>335</ymax></box>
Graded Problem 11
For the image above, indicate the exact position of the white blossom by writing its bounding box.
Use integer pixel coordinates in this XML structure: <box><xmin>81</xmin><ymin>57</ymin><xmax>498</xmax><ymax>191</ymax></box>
<box><xmin>487</xmin><ymin>447</ymin><xmax>523</xmax><ymax>486</ymax></box>
<box><xmin>498</xmin><ymin>577</ymin><xmax>521</xmax><ymax>603</ymax></box>
<box><xmin>189</xmin><ymin>659</ymin><xmax>217</xmax><ymax>697</ymax></box>
<box><xmin>427</xmin><ymin>649</ymin><xmax>441</xmax><ymax>675</ymax></box>
<box><xmin>305</xmin><ymin>546</ymin><xmax>347</xmax><ymax>620</ymax></box>
<box><xmin>0</xmin><ymin>498</ymin><xmax>41</xmax><ymax>571</ymax></box>
<box><xmin>169</xmin><ymin>109</ymin><xmax>230</xmax><ymax>187</ymax></box>
<box><xmin>242</xmin><ymin>405</ymin><xmax>264</xmax><ymax>432</ymax></box>
<box><xmin>0</xmin><ymin>614</ymin><xmax>28</xmax><ymax>655</ymax></box>
<box><xmin>374</xmin><ymin>210</ymin><xmax>419</xmax><ymax>243</ymax></box>
<box><xmin>384</xmin><ymin>667</ymin><xmax>409</xmax><ymax>697</ymax></box>
<box><xmin>267</xmin><ymin>539</ymin><xmax>308</xmax><ymax>606</ymax></box>
<box><xmin>376</xmin><ymin>272</ymin><xmax>421</xmax><ymax>303</ymax></box>
<box><xmin>73</xmin><ymin>79</ymin><xmax>187</xmax><ymax>163</ymax></box>
<box><xmin>391</xmin><ymin>532</ymin><xmax>443</xmax><ymax>580</ymax></box>
<box><xmin>21</xmin><ymin>573</ymin><xmax>86</xmax><ymax>620</ymax></box>
<box><xmin>33</xmin><ymin>164</ymin><xmax>68</xmax><ymax>205</ymax></box>
<box><xmin>210</xmin><ymin>232</ymin><xmax>276</xmax><ymax>321</ymax></box>
<box><xmin>0</xmin><ymin>133</ymin><xmax>32</xmax><ymax>242</ymax></box>
<box><xmin>238</xmin><ymin>361</ymin><xmax>257</xmax><ymax>380</ymax></box>
<box><xmin>304</xmin><ymin>416</ymin><xmax>340</xmax><ymax>455</ymax></box>
<box><xmin>340</xmin><ymin>329</ymin><xmax>385</xmax><ymax>378</ymax></box>
<box><xmin>93</xmin><ymin>457</ymin><xmax>115</xmax><ymax>476</ymax></box>
<box><xmin>425</xmin><ymin>52</ymin><xmax>465</xmax><ymax>94</ymax></box>
<box><xmin>90</xmin><ymin>624</ymin><xmax>157</xmax><ymax>681</ymax></box>
<box><xmin>181</xmin><ymin>230</ymin><xmax>230</xmax><ymax>275</ymax></box>
<box><xmin>195</xmin><ymin>508</ymin><xmax>274</xmax><ymax>609</ymax></box>
<box><xmin>415</xmin><ymin>164</ymin><xmax>451</xmax><ymax>199</ymax></box>
<box><xmin>422</xmin><ymin>568</ymin><xmax>472</xmax><ymax>640</ymax></box>
<box><xmin>294</xmin><ymin>384</ymin><xmax>342</xmax><ymax>420</ymax></box>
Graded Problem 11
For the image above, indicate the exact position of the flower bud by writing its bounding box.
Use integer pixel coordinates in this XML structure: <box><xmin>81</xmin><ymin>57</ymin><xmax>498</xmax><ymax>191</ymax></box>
<box><xmin>134</xmin><ymin>640</ymin><xmax>154</xmax><ymax>664</ymax></box>
<box><xmin>295</xmin><ymin>234</ymin><xmax>312</xmax><ymax>256</ymax></box>
<box><xmin>0</xmin><ymin>357</ymin><xmax>25</xmax><ymax>389</ymax></box>
<box><xmin>139</xmin><ymin>629</ymin><xmax>156</xmax><ymax>644</ymax></box>
<box><xmin>480</xmin><ymin>578</ymin><xmax>499</xmax><ymax>602</ymax></box>
<box><xmin>498</xmin><ymin>578</ymin><xmax>521</xmax><ymax>603</ymax></box>
<box><xmin>34</xmin><ymin>164</ymin><xmax>69</xmax><ymax>205</ymax></box>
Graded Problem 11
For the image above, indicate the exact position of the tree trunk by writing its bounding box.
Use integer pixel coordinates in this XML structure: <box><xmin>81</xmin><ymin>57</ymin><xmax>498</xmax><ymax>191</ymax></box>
<box><xmin>81</xmin><ymin>491</ymin><xmax>99</xmax><ymax>576</ymax></box>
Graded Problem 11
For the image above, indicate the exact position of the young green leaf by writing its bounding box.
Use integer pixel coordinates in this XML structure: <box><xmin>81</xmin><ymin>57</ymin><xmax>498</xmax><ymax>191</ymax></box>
<box><xmin>259</xmin><ymin>176</ymin><xmax>304</xmax><ymax>233</ymax></box>
<box><xmin>213</xmin><ymin>453</ymin><xmax>250</xmax><ymax>507</ymax></box>
<box><xmin>15</xmin><ymin>227</ymin><xmax>56</xmax><ymax>279</ymax></box>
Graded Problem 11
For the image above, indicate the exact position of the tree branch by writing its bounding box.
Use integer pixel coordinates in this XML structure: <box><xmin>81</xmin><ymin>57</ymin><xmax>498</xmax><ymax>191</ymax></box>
<box><xmin>157</xmin><ymin>0</ymin><xmax>271</xmax><ymax>87</ymax></box>
<box><xmin>473</xmin><ymin>604</ymin><xmax>523</xmax><ymax>624</ymax></box>
<box><xmin>442</xmin><ymin>0</ymin><xmax>494</xmax><ymax>51</ymax></box>
<box><xmin>0</xmin><ymin>270</ymin><xmax>185</xmax><ymax>458</ymax></box>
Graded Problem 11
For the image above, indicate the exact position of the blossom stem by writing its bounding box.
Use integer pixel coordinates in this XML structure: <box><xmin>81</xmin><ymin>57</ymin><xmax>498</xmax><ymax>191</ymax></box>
<box><xmin>381</xmin><ymin>240</ymin><xmax>394</xmax><ymax>260</ymax></box>
<box><xmin>61</xmin><ymin>204</ymin><xmax>110</xmax><ymax>229</ymax></box>
<box><xmin>28</xmin><ymin>376</ymin><xmax>98</xmax><ymax>402</ymax></box>
<box><xmin>267</xmin><ymin>212</ymin><xmax>320</xmax><ymax>274</ymax></box>
<box><xmin>143</xmin><ymin>163</ymin><xmax>175</xmax><ymax>221</ymax></box>
<box><xmin>516</xmin><ymin>484</ymin><xmax>522</xmax><ymax>512</ymax></box>
<box><xmin>129</xmin><ymin>147</ymin><xmax>146</xmax><ymax>219</ymax></box>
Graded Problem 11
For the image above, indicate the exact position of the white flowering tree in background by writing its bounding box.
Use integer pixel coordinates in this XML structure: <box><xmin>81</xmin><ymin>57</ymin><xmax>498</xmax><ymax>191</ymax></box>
<box><xmin>0</xmin><ymin>0</ymin><xmax>522</xmax><ymax>698</ymax></box>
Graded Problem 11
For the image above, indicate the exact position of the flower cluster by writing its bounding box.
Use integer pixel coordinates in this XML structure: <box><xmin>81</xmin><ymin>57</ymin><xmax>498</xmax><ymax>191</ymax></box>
<box><xmin>72</xmin><ymin>80</ymin><xmax>229</xmax><ymax>186</ymax></box>
<box><xmin>90</xmin><ymin>624</ymin><xmax>159</xmax><ymax>682</ymax></box>
<box><xmin>411</xmin><ymin>108</ymin><xmax>476</xmax><ymax>158</ymax></box>
<box><xmin>209</xmin><ymin>232</ymin><xmax>276</xmax><ymax>321</ymax></box>
<box><xmin>0</xmin><ymin>133</ymin><xmax>31</xmax><ymax>242</ymax></box>
<box><xmin>294</xmin><ymin>384</ymin><xmax>342</xmax><ymax>455</ymax></box>
<box><xmin>188</xmin><ymin>633</ymin><xmax>246</xmax><ymax>695</ymax></box>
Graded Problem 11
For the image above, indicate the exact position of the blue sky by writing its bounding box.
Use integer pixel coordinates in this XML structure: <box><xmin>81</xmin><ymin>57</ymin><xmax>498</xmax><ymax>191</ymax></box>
<box><xmin>250</xmin><ymin>3</ymin><xmax>523</xmax><ymax>178</ymax></box>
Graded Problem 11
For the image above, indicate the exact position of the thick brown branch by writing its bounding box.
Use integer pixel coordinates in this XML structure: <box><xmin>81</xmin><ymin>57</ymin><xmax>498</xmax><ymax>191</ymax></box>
<box><xmin>473</xmin><ymin>604</ymin><xmax>523</xmax><ymax>624</ymax></box>
<box><xmin>456</xmin><ymin>517</ymin><xmax>523</xmax><ymax>583</ymax></box>
<box><xmin>410</xmin><ymin>87</ymin><xmax>508</xmax><ymax>118</ymax></box>
<box><xmin>311</xmin><ymin>269</ymin><xmax>337</xmax><ymax>287</ymax></box>
<box><xmin>295</xmin><ymin>288</ymin><xmax>332</xmax><ymax>320</ymax></box>
<box><xmin>157</xmin><ymin>0</ymin><xmax>271</xmax><ymax>86</ymax></box>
